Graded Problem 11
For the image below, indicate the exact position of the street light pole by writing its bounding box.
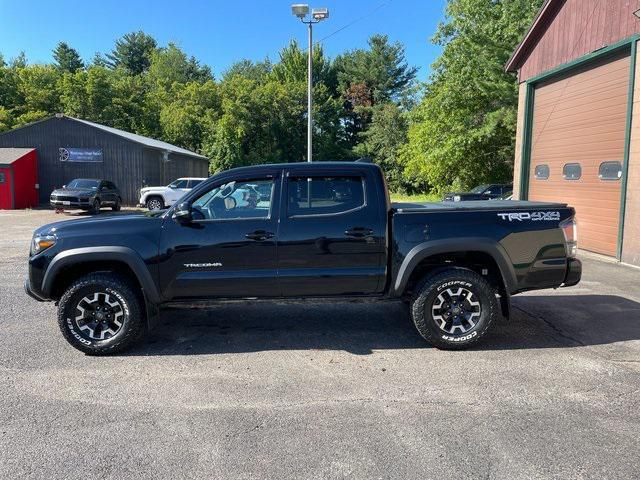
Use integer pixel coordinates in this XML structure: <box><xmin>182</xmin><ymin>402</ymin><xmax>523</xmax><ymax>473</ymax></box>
<box><xmin>307</xmin><ymin>21</ymin><xmax>313</xmax><ymax>163</ymax></box>
<box><xmin>291</xmin><ymin>4</ymin><xmax>329</xmax><ymax>163</ymax></box>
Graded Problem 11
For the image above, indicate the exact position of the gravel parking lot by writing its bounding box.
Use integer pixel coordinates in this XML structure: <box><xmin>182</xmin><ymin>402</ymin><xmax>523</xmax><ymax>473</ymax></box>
<box><xmin>1</xmin><ymin>209</ymin><xmax>639</xmax><ymax>479</ymax></box>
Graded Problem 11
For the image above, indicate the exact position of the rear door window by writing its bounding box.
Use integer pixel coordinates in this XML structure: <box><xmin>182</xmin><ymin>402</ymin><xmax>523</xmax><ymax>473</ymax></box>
<box><xmin>287</xmin><ymin>176</ymin><xmax>365</xmax><ymax>216</ymax></box>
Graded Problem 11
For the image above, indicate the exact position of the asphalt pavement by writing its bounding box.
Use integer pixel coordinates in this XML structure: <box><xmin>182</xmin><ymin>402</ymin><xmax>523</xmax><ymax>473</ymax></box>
<box><xmin>1</xmin><ymin>209</ymin><xmax>639</xmax><ymax>479</ymax></box>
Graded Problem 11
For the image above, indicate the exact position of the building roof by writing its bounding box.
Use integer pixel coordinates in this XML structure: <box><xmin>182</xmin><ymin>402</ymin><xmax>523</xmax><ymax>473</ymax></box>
<box><xmin>67</xmin><ymin>116</ymin><xmax>209</xmax><ymax>160</ymax></box>
<box><xmin>0</xmin><ymin>148</ymin><xmax>35</xmax><ymax>166</ymax></box>
<box><xmin>505</xmin><ymin>0</ymin><xmax>557</xmax><ymax>72</ymax></box>
<box><xmin>0</xmin><ymin>115</ymin><xmax>208</xmax><ymax>161</ymax></box>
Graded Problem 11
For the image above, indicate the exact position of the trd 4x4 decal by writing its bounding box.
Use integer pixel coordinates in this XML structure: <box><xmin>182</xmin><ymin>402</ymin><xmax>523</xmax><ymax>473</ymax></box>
<box><xmin>497</xmin><ymin>211</ymin><xmax>560</xmax><ymax>222</ymax></box>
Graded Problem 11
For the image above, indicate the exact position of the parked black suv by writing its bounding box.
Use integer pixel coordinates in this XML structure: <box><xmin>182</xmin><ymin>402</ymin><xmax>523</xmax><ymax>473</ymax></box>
<box><xmin>50</xmin><ymin>179</ymin><xmax>122</xmax><ymax>214</ymax></box>
<box><xmin>443</xmin><ymin>184</ymin><xmax>513</xmax><ymax>202</ymax></box>
<box><xmin>28</xmin><ymin>163</ymin><xmax>580</xmax><ymax>354</ymax></box>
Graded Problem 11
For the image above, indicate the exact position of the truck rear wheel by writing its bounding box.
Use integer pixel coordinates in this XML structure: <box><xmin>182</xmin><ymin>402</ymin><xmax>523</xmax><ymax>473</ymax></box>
<box><xmin>57</xmin><ymin>272</ymin><xmax>146</xmax><ymax>355</ymax></box>
<box><xmin>411</xmin><ymin>268</ymin><xmax>498</xmax><ymax>350</ymax></box>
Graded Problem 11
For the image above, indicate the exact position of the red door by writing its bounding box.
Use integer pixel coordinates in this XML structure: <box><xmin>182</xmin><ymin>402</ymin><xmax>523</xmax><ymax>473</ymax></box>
<box><xmin>0</xmin><ymin>167</ymin><xmax>11</xmax><ymax>209</ymax></box>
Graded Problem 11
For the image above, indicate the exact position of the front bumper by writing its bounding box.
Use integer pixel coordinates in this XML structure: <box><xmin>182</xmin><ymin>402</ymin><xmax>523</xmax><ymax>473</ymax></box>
<box><xmin>562</xmin><ymin>258</ymin><xmax>582</xmax><ymax>287</ymax></box>
<box><xmin>24</xmin><ymin>277</ymin><xmax>47</xmax><ymax>302</ymax></box>
<box><xmin>50</xmin><ymin>200</ymin><xmax>93</xmax><ymax>209</ymax></box>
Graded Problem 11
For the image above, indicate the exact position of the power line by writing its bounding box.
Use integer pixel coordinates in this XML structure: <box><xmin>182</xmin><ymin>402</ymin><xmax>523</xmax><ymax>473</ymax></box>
<box><xmin>311</xmin><ymin>1</ymin><xmax>391</xmax><ymax>48</ymax></box>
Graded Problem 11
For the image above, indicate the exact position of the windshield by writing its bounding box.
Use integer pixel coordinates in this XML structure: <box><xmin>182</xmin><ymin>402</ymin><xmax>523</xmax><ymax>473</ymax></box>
<box><xmin>169</xmin><ymin>179</ymin><xmax>189</xmax><ymax>188</ymax></box>
<box><xmin>469</xmin><ymin>184</ymin><xmax>490</xmax><ymax>194</ymax></box>
<box><xmin>67</xmin><ymin>179</ymin><xmax>99</xmax><ymax>190</ymax></box>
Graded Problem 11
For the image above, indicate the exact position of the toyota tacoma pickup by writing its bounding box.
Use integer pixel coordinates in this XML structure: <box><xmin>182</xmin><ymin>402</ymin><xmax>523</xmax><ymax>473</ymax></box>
<box><xmin>25</xmin><ymin>162</ymin><xmax>581</xmax><ymax>354</ymax></box>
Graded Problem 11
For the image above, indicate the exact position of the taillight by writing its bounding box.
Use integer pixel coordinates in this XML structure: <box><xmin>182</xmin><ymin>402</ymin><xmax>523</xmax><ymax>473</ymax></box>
<box><xmin>560</xmin><ymin>217</ymin><xmax>578</xmax><ymax>258</ymax></box>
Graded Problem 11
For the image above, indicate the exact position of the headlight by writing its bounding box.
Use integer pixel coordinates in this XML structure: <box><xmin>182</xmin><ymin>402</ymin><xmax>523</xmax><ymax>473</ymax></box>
<box><xmin>453</xmin><ymin>195</ymin><xmax>461</xmax><ymax>202</ymax></box>
<box><xmin>31</xmin><ymin>234</ymin><xmax>57</xmax><ymax>255</ymax></box>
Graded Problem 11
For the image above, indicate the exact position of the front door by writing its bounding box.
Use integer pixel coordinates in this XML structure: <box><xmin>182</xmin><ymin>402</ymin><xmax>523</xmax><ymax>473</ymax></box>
<box><xmin>277</xmin><ymin>170</ymin><xmax>386</xmax><ymax>296</ymax></box>
<box><xmin>158</xmin><ymin>173</ymin><xmax>280</xmax><ymax>299</ymax></box>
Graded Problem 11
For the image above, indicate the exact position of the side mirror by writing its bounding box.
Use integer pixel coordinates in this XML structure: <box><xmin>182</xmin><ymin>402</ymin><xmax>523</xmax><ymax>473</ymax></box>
<box><xmin>172</xmin><ymin>202</ymin><xmax>192</xmax><ymax>223</ymax></box>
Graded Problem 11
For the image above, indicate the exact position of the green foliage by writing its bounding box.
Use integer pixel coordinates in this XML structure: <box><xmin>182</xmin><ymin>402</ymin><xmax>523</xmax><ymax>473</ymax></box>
<box><xmin>401</xmin><ymin>0</ymin><xmax>543</xmax><ymax>193</ymax></box>
<box><xmin>223</xmin><ymin>59</ymin><xmax>272</xmax><ymax>83</ymax></box>
<box><xmin>53</xmin><ymin>42</ymin><xmax>84</xmax><ymax>73</ymax></box>
<box><xmin>336</xmin><ymin>35</ymin><xmax>417</xmax><ymax>104</ymax></box>
<box><xmin>106</xmin><ymin>31</ymin><xmax>157</xmax><ymax>75</ymax></box>
<box><xmin>335</xmin><ymin>34</ymin><xmax>417</xmax><ymax>149</ymax></box>
<box><xmin>354</xmin><ymin>103</ymin><xmax>412</xmax><ymax>192</ymax></box>
<box><xmin>147</xmin><ymin>43</ymin><xmax>212</xmax><ymax>90</ymax></box>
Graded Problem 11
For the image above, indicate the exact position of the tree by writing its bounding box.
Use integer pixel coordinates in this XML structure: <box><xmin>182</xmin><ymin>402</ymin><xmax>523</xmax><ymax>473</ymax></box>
<box><xmin>335</xmin><ymin>35</ymin><xmax>417</xmax><ymax>149</ymax></box>
<box><xmin>11</xmin><ymin>52</ymin><xmax>27</xmax><ymax>68</ymax></box>
<box><xmin>354</xmin><ymin>103</ymin><xmax>411</xmax><ymax>192</ymax></box>
<box><xmin>0</xmin><ymin>106</ymin><xmax>13</xmax><ymax>132</ymax></box>
<box><xmin>53</xmin><ymin>42</ymin><xmax>84</xmax><ymax>73</ymax></box>
<box><xmin>336</xmin><ymin>35</ymin><xmax>417</xmax><ymax>104</ymax></box>
<box><xmin>106</xmin><ymin>31</ymin><xmax>157</xmax><ymax>74</ymax></box>
<box><xmin>223</xmin><ymin>58</ymin><xmax>272</xmax><ymax>83</ymax></box>
<box><xmin>401</xmin><ymin>0</ymin><xmax>544</xmax><ymax>193</ymax></box>
<box><xmin>270</xmin><ymin>40</ymin><xmax>336</xmax><ymax>92</ymax></box>
<box><xmin>16</xmin><ymin>65</ymin><xmax>60</xmax><ymax>115</ymax></box>
<box><xmin>160</xmin><ymin>81</ymin><xmax>220</xmax><ymax>152</ymax></box>
<box><xmin>147</xmin><ymin>43</ymin><xmax>212</xmax><ymax>90</ymax></box>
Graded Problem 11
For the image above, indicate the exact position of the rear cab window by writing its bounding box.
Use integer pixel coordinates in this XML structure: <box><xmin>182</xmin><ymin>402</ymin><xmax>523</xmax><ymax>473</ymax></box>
<box><xmin>287</xmin><ymin>176</ymin><xmax>366</xmax><ymax>217</ymax></box>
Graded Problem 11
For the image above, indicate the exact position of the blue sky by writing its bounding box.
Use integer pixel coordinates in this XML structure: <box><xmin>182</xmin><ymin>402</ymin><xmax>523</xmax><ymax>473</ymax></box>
<box><xmin>0</xmin><ymin>0</ymin><xmax>447</xmax><ymax>80</ymax></box>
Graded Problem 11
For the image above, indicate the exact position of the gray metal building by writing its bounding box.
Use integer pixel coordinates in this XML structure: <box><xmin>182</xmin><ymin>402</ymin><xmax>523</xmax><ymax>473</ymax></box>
<box><xmin>0</xmin><ymin>115</ymin><xmax>209</xmax><ymax>205</ymax></box>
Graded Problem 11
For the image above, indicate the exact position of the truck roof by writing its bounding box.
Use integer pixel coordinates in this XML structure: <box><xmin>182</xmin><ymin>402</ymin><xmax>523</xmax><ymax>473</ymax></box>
<box><xmin>220</xmin><ymin>161</ymin><xmax>382</xmax><ymax>175</ymax></box>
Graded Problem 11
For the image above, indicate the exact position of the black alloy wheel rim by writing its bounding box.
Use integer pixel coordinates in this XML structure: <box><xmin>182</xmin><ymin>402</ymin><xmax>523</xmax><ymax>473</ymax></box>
<box><xmin>431</xmin><ymin>286</ymin><xmax>481</xmax><ymax>334</ymax></box>
<box><xmin>74</xmin><ymin>292</ymin><xmax>125</xmax><ymax>340</ymax></box>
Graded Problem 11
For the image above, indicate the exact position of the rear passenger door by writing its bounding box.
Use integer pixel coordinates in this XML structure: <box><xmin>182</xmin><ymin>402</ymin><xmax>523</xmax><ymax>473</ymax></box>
<box><xmin>277</xmin><ymin>169</ymin><xmax>386</xmax><ymax>296</ymax></box>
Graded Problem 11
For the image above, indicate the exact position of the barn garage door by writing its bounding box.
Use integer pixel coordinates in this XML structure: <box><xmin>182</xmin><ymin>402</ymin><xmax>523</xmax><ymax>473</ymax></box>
<box><xmin>527</xmin><ymin>52</ymin><xmax>629</xmax><ymax>257</ymax></box>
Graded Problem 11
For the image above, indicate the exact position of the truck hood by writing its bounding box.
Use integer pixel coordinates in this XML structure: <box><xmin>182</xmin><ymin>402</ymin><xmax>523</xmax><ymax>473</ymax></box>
<box><xmin>140</xmin><ymin>186</ymin><xmax>167</xmax><ymax>193</ymax></box>
<box><xmin>34</xmin><ymin>211</ymin><xmax>164</xmax><ymax>237</ymax></box>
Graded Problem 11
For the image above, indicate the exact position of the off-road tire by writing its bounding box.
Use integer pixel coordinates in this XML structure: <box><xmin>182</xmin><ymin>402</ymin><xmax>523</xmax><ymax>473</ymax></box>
<box><xmin>411</xmin><ymin>267</ymin><xmax>498</xmax><ymax>350</ymax></box>
<box><xmin>112</xmin><ymin>198</ymin><xmax>121</xmax><ymax>211</ymax></box>
<box><xmin>91</xmin><ymin>199</ymin><xmax>101</xmax><ymax>215</ymax></box>
<box><xmin>146</xmin><ymin>196</ymin><xmax>164</xmax><ymax>211</ymax></box>
<box><xmin>57</xmin><ymin>273</ymin><xmax>146</xmax><ymax>355</ymax></box>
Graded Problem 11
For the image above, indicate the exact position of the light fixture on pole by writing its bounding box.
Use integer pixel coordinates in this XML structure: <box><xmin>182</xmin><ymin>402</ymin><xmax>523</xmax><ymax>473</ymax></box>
<box><xmin>291</xmin><ymin>3</ymin><xmax>329</xmax><ymax>162</ymax></box>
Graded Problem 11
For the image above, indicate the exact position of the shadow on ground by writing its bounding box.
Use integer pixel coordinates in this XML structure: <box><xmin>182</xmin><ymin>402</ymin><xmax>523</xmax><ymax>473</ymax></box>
<box><xmin>125</xmin><ymin>295</ymin><xmax>640</xmax><ymax>356</ymax></box>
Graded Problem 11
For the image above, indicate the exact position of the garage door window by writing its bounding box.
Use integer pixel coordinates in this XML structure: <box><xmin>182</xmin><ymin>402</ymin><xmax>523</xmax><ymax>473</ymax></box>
<box><xmin>598</xmin><ymin>161</ymin><xmax>622</xmax><ymax>181</ymax></box>
<box><xmin>563</xmin><ymin>163</ymin><xmax>581</xmax><ymax>180</ymax></box>
<box><xmin>534</xmin><ymin>164</ymin><xmax>550</xmax><ymax>180</ymax></box>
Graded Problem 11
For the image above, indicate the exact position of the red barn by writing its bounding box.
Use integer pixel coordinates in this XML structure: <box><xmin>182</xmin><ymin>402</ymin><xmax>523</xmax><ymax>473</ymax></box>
<box><xmin>0</xmin><ymin>148</ymin><xmax>39</xmax><ymax>209</ymax></box>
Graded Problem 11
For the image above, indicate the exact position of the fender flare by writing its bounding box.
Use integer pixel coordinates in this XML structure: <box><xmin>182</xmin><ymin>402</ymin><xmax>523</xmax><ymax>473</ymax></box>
<box><xmin>42</xmin><ymin>246</ymin><xmax>162</xmax><ymax>304</ymax></box>
<box><xmin>392</xmin><ymin>238</ymin><xmax>517</xmax><ymax>297</ymax></box>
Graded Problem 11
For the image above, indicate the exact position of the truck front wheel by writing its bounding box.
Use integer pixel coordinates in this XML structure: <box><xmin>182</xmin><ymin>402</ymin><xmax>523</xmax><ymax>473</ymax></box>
<box><xmin>57</xmin><ymin>273</ymin><xmax>146</xmax><ymax>355</ymax></box>
<box><xmin>411</xmin><ymin>268</ymin><xmax>498</xmax><ymax>350</ymax></box>
<box><xmin>146</xmin><ymin>196</ymin><xmax>164</xmax><ymax>211</ymax></box>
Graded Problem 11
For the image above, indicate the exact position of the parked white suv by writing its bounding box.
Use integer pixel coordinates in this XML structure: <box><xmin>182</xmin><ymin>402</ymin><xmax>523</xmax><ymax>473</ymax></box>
<box><xmin>139</xmin><ymin>178</ymin><xmax>206</xmax><ymax>210</ymax></box>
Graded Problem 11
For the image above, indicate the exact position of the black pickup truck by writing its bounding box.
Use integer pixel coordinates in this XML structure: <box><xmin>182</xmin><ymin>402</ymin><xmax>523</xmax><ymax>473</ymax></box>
<box><xmin>25</xmin><ymin>162</ymin><xmax>581</xmax><ymax>354</ymax></box>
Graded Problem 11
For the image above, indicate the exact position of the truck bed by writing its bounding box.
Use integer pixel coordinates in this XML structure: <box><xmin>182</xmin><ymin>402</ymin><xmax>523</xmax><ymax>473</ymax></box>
<box><xmin>391</xmin><ymin>200</ymin><xmax>567</xmax><ymax>213</ymax></box>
